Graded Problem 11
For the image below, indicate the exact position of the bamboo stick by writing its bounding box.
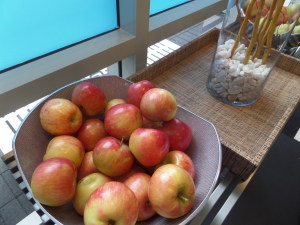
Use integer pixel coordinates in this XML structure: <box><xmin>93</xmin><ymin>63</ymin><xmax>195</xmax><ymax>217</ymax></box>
<box><xmin>262</xmin><ymin>0</ymin><xmax>285</xmax><ymax>64</ymax></box>
<box><xmin>244</xmin><ymin>0</ymin><xmax>265</xmax><ymax>64</ymax></box>
<box><xmin>256</xmin><ymin>14</ymin><xmax>267</xmax><ymax>40</ymax></box>
<box><xmin>236</xmin><ymin>0</ymin><xmax>250</xmax><ymax>44</ymax></box>
<box><xmin>252</xmin><ymin>0</ymin><xmax>277</xmax><ymax>60</ymax></box>
<box><xmin>230</xmin><ymin>0</ymin><xmax>256</xmax><ymax>57</ymax></box>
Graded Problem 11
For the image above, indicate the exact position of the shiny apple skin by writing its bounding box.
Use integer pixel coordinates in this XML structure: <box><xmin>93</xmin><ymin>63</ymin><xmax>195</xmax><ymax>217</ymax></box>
<box><xmin>148</xmin><ymin>164</ymin><xmax>195</xmax><ymax>219</ymax></box>
<box><xmin>104</xmin><ymin>103</ymin><xmax>143</xmax><ymax>140</ymax></box>
<box><xmin>126</xmin><ymin>80</ymin><xmax>156</xmax><ymax>107</ymax></box>
<box><xmin>105</xmin><ymin>98</ymin><xmax>126</xmax><ymax>113</ymax></box>
<box><xmin>31</xmin><ymin>158</ymin><xmax>77</xmax><ymax>207</ymax></box>
<box><xmin>129</xmin><ymin>128</ymin><xmax>170</xmax><ymax>167</ymax></box>
<box><xmin>77</xmin><ymin>151</ymin><xmax>99</xmax><ymax>181</ymax></box>
<box><xmin>43</xmin><ymin>135</ymin><xmax>85</xmax><ymax>168</ymax></box>
<box><xmin>156</xmin><ymin>150</ymin><xmax>195</xmax><ymax>179</ymax></box>
<box><xmin>84</xmin><ymin>181</ymin><xmax>139</xmax><ymax>225</ymax></box>
<box><xmin>124</xmin><ymin>172</ymin><xmax>156</xmax><ymax>221</ymax></box>
<box><xmin>73</xmin><ymin>172</ymin><xmax>112</xmax><ymax>216</ymax></box>
<box><xmin>40</xmin><ymin>98</ymin><xmax>82</xmax><ymax>135</ymax></box>
<box><xmin>71</xmin><ymin>81</ymin><xmax>107</xmax><ymax>116</ymax></box>
<box><xmin>77</xmin><ymin>118</ymin><xmax>107</xmax><ymax>152</ymax></box>
<box><xmin>93</xmin><ymin>136</ymin><xmax>134</xmax><ymax>177</ymax></box>
<box><xmin>140</xmin><ymin>88</ymin><xmax>177</xmax><ymax>122</ymax></box>
<box><xmin>160</xmin><ymin>118</ymin><xmax>192</xmax><ymax>151</ymax></box>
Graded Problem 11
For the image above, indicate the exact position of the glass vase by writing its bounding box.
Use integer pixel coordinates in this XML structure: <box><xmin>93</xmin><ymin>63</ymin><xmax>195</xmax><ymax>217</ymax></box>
<box><xmin>207</xmin><ymin>0</ymin><xmax>299</xmax><ymax>106</ymax></box>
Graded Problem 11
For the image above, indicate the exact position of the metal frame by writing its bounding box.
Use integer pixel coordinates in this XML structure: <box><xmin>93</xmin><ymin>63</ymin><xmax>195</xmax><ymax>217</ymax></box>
<box><xmin>0</xmin><ymin>0</ymin><xmax>227</xmax><ymax>117</ymax></box>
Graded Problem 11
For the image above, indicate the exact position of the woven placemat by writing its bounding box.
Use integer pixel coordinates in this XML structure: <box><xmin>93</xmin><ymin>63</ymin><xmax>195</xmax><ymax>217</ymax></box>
<box><xmin>129</xmin><ymin>29</ymin><xmax>300</xmax><ymax>180</ymax></box>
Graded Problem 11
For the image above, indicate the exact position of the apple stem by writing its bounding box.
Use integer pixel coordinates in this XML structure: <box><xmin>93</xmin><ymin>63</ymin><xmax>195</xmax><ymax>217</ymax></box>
<box><xmin>178</xmin><ymin>194</ymin><xmax>189</xmax><ymax>203</ymax></box>
<box><xmin>146</xmin><ymin>200</ymin><xmax>151</xmax><ymax>207</ymax></box>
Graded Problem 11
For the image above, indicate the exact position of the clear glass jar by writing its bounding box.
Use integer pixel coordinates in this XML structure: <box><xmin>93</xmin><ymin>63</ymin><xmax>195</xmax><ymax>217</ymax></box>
<box><xmin>207</xmin><ymin>0</ymin><xmax>299</xmax><ymax>106</ymax></box>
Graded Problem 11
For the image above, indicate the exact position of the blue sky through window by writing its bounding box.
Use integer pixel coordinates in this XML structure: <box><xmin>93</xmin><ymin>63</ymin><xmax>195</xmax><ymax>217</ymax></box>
<box><xmin>0</xmin><ymin>0</ymin><xmax>118</xmax><ymax>71</ymax></box>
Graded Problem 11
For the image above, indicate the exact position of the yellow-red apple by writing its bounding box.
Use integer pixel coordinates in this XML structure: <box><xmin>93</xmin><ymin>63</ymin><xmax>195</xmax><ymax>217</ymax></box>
<box><xmin>104</xmin><ymin>103</ymin><xmax>143</xmax><ymax>140</ymax></box>
<box><xmin>126</xmin><ymin>80</ymin><xmax>156</xmax><ymax>107</ymax></box>
<box><xmin>77</xmin><ymin>151</ymin><xmax>98</xmax><ymax>181</ymax></box>
<box><xmin>93</xmin><ymin>137</ymin><xmax>134</xmax><ymax>177</ymax></box>
<box><xmin>140</xmin><ymin>88</ymin><xmax>177</xmax><ymax>122</ymax></box>
<box><xmin>84</xmin><ymin>181</ymin><xmax>139</xmax><ymax>225</ymax></box>
<box><xmin>72</xmin><ymin>81</ymin><xmax>107</xmax><ymax>116</ymax></box>
<box><xmin>159</xmin><ymin>118</ymin><xmax>192</xmax><ymax>151</ymax></box>
<box><xmin>43</xmin><ymin>135</ymin><xmax>85</xmax><ymax>168</ymax></box>
<box><xmin>40</xmin><ymin>98</ymin><xmax>82</xmax><ymax>135</ymax></box>
<box><xmin>155</xmin><ymin>150</ymin><xmax>195</xmax><ymax>179</ymax></box>
<box><xmin>148</xmin><ymin>164</ymin><xmax>195</xmax><ymax>218</ymax></box>
<box><xmin>31</xmin><ymin>158</ymin><xmax>77</xmax><ymax>206</ymax></box>
<box><xmin>77</xmin><ymin>118</ymin><xmax>107</xmax><ymax>152</ymax></box>
<box><xmin>73</xmin><ymin>172</ymin><xmax>112</xmax><ymax>216</ymax></box>
<box><xmin>124</xmin><ymin>173</ymin><xmax>156</xmax><ymax>221</ymax></box>
<box><xmin>105</xmin><ymin>98</ymin><xmax>126</xmax><ymax>113</ymax></box>
<box><xmin>129</xmin><ymin>128</ymin><xmax>170</xmax><ymax>167</ymax></box>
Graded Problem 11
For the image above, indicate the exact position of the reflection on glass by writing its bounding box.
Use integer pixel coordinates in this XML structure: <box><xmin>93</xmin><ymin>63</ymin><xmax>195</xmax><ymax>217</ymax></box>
<box><xmin>150</xmin><ymin>0</ymin><xmax>191</xmax><ymax>15</ymax></box>
<box><xmin>0</xmin><ymin>0</ymin><xmax>118</xmax><ymax>71</ymax></box>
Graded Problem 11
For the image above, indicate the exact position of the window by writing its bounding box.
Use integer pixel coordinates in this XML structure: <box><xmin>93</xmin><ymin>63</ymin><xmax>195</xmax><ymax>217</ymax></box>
<box><xmin>150</xmin><ymin>0</ymin><xmax>192</xmax><ymax>15</ymax></box>
<box><xmin>0</xmin><ymin>0</ymin><xmax>118</xmax><ymax>72</ymax></box>
<box><xmin>0</xmin><ymin>0</ymin><xmax>226</xmax><ymax>117</ymax></box>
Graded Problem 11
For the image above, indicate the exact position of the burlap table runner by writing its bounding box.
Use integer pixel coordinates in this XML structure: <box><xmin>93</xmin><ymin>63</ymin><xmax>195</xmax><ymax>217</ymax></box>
<box><xmin>129</xmin><ymin>29</ymin><xmax>300</xmax><ymax>180</ymax></box>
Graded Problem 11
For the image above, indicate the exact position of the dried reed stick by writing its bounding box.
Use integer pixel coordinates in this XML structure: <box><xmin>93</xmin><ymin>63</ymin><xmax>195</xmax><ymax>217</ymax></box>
<box><xmin>252</xmin><ymin>0</ymin><xmax>277</xmax><ymax>59</ymax></box>
<box><xmin>230</xmin><ymin>0</ymin><xmax>256</xmax><ymax>57</ymax></box>
<box><xmin>236</xmin><ymin>0</ymin><xmax>250</xmax><ymax>44</ymax></box>
<box><xmin>262</xmin><ymin>0</ymin><xmax>285</xmax><ymax>64</ymax></box>
<box><xmin>256</xmin><ymin>15</ymin><xmax>267</xmax><ymax>41</ymax></box>
<box><xmin>244</xmin><ymin>0</ymin><xmax>265</xmax><ymax>64</ymax></box>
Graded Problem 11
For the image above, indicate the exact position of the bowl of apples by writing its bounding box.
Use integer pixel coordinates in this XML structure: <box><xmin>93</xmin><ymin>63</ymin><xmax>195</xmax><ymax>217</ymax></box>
<box><xmin>13</xmin><ymin>75</ymin><xmax>222</xmax><ymax>225</ymax></box>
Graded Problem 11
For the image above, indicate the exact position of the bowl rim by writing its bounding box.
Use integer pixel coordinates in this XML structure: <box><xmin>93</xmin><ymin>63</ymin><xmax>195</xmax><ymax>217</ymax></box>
<box><xmin>12</xmin><ymin>75</ymin><xmax>222</xmax><ymax>225</ymax></box>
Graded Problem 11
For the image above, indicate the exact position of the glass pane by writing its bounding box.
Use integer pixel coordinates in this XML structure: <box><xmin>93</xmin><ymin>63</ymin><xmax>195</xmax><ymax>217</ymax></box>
<box><xmin>150</xmin><ymin>0</ymin><xmax>191</xmax><ymax>15</ymax></box>
<box><xmin>0</xmin><ymin>0</ymin><xmax>118</xmax><ymax>71</ymax></box>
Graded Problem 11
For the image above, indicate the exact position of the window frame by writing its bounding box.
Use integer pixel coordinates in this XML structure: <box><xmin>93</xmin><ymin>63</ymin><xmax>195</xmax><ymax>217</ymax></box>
<box><xmin>0</xmin><ymin>0</ymin><xmax>227</xmax><ymax>117</ymax></box>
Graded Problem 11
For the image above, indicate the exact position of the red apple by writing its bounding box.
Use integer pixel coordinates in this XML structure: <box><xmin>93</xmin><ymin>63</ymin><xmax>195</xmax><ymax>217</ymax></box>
<box><xmin>114</xmin><ymin>164</ymin><xmax>146</xmax><ymax>182</ymax></box>
<box><xmin>72</xmin><ymin>81</ymin><xmax>107</xmax><ymax>116</ymax></box>
<box><xmin>77</xmin><ymin>118</ymin><xmax>107</xmax><ymax>152</ymax></box>
<box><xmin>43</xmin><ymin>135</ymin><xmax>85</xmax><ymax>168</ymax></box>
<box><xmin>40</xmin><ymin>98</ymin><xmax>82</xmax><ymax>135</ymax></box>
<box><xmin>84</xmin><ymin>181</ymin><xmax>139</xmax><ymax>225</ymax></box>
<box><xmin>148</xmin><ymin>164</ymin><xmax>195</xmax><ymax>219</ymax></box>
<box><xmin>73</xmin><ymin>172</ymin><xmax>112</xmax><ymax>216</ymax></box>
<box><xmin>276</xmin><ymin>6</ymin><xmax>289</xmax><ymax>25</ymax></box>
<box><xmin>242</xmin><ymin>0</ymin><xmax>269</xmax><ymax>22</ymax></box>
<box><xmin>155</xmin><ymin>150</ymin><xmax>195</xmax><ymax>179</ymax></box>
<box><xmin>126</xmin><ymin>80</ymin><xmax>156</xmax><ymax>107</ymax></box>
<box><xmin>31</xmin><ymin>158</ymin><xmax>77</xmax><ymax>206</ymax></box>
<box><xmin>124</xmin><ymin>173</ymin><xmax>156</xmax><ymax>221</ymax></box>
<box><xmin>93</xmin><ymin>137</ymin><xmax>134</xmax><ymax>177</ymax></box>
<box><xmin>160</xmin><ymin>118</ymin><xmax>192</xmax><ymax>151</ymax></box>
<box><xmin>104</xmin><ymin>103</ymin><xmax>143</xmax><ymax>140</ymax></box>
<box><xmin>77</xmin><ymin>151</ymin><xmax>99</xmax><ymax>181</ymax></box>
<box><xmin>140</xmin><ymin>88</ymin><xmax>177</xmax><ymax>122</ymax></box>
<box><xmin>105</xmin><ymin>98</ymin><xmax>126</xmax><ymax>113</ymax></box>
<box><xmin>129</xmin><ymin>128</ymin><xmax>170</xmax><ymax>167</ymax></box>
